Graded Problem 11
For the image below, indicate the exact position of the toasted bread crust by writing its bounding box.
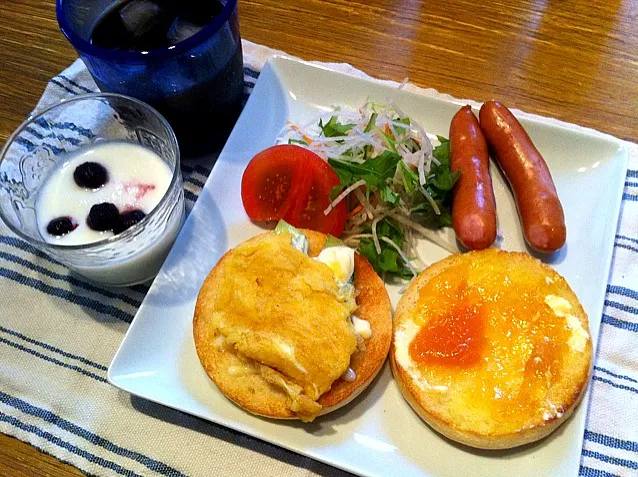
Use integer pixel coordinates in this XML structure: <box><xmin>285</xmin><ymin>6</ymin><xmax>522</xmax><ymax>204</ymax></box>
<box><xmin>193</xmin><ymin>230</ymin><xmax>392</xmax><ymax>420</ymax></box>
<box><xmin>391</xmin><ymin>249</ymin><xmax>592</xmax><ymax>449</ymax></box>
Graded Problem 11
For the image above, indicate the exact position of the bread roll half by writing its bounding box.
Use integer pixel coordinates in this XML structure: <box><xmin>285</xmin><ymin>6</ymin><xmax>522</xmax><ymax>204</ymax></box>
<box><xmin>391</xmin><ymin>249</ymin><xmax>592</xmax><ymax>449</ymax></box>
<box><xmin>194</xmin><ymin>229</ymin><xmax>392</xmax><ymax>421</ymax></box>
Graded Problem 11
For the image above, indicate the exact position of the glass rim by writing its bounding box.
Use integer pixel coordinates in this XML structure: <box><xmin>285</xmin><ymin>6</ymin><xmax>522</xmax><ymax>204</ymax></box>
<box><xmin>0</xmin><ymin>92</ymin><xmax>181</xmax><ymax>252</ymax></box>
<box><xmin>56</xmin><ymin>0</ymin><xmax>238</xmax><ymax>63</ymax></box>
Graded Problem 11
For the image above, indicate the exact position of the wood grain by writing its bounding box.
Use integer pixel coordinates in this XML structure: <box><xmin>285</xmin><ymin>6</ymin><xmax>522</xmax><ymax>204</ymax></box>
<box><xmin>0</xmin><ymin>433</ymin><xmax>84</xmax><ymax>476</ymax></box>
<box><xmin>238</xmin><ymin>0</ymin><xmax>638</xmax><ymax>142</ymax></box>
<box><xmin>0</xmin><ymin>0</ymin><xmax>636</xmax><ymax>474</ymax></box>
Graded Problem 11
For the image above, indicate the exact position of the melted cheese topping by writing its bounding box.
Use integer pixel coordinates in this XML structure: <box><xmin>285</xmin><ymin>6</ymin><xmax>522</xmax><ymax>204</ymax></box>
<box><xmin>352</xmin><ymin>315</ymin><xmax>372</xmax><ymax>340</ymax></box>
<box><xmin>210</xmin><ymin>233</ymin><xmax>358</xmax><ymax>419</ymax></box>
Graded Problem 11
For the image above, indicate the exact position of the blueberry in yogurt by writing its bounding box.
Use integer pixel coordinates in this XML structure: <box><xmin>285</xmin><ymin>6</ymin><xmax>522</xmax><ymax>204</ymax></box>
<box><xmin>73</xmin><ymin>162</ymin><xmax>109</xmax><ymax>189</ymax></box>
<box><xmin>113</xmin><ymin>209</ymin><xmax>146</xmax><ymax>234</ymax></box>
<box><xmin>87</xmin><ymin>202</ymin><xmax>119</xmax><ymax>231</ymax></box>
<box><xmin>46</xmin><ymin>217</ymin><xmax>78</xmax><ymax>236</ymax></box>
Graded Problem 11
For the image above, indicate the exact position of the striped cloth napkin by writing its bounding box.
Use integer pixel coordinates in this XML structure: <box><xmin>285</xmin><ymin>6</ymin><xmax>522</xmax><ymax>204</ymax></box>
<box><xmin>1</xmin><ymin>40</ymin><xmax>636</xmax><ymax>477</ymax></box>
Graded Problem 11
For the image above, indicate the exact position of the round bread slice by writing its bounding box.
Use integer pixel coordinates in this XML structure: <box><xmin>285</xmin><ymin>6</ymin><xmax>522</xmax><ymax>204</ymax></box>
<box><xmin>194</xmin><ymin>229</ymin><xmax>392</xmax><ymax>421</ymax></box>
<box><xmin>391</xmin><ymin>249</ymin><xmax>592</xmax><ymax>449</ymax></box>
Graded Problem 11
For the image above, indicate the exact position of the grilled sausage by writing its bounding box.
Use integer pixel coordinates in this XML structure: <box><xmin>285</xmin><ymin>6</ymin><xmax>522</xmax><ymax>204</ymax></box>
<box><xmin>449</xmin><ymin>105</ymin><xmax>497</xmax><ymax>250</ymax></box>
<box><xmin>479</xmin><ymin>101</ymin><xmax>566</xmax><ymax>253</ymax></box>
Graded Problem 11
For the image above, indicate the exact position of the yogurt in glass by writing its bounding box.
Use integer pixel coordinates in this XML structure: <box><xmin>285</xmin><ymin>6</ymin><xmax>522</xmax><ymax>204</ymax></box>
<box><xmin>33</xmin><ymin>140</ymin><xmax>183</xmax><ymax>286</ymax></box>
<box><xmin>36</xmin><ymin>141</ymin><xmax>172</xmax><ymax>245</ymax></box>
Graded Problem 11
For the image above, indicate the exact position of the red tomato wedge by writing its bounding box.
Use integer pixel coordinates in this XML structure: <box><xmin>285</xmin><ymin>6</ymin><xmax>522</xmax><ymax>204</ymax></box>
<box><xmin>241</xmin><ymin>145</ymin><xmax>347</xmax><ymax>236</ymax></box>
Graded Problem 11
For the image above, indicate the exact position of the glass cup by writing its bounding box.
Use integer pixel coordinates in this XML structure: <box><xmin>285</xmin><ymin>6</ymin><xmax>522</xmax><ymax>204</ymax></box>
<box><xmin>0</xmin><ymin>93</ymin><xmax>185</xmax><ymax>287</ymax></box>
<box><xmin>56</xmin><ymin>0</ymin><xmax>245</xmax><ymax>156</ymax></box>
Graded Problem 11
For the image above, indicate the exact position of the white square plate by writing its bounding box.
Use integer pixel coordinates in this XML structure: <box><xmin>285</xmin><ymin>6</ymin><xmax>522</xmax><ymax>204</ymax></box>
<box><xmin>108</xmin><ymin>56</ymin><xmax>629</xmax><ymax>477</ymax></box>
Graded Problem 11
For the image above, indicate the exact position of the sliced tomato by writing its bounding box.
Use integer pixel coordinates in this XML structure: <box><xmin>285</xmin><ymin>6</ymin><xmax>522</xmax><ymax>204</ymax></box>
<box><xmin>283</xmin><ymin>155</ymin><xmax>347</xmax><ymax>236</ymax></box>
<box><xmin>241</xmin><ymin>145</ymin><xmax>347</xmax><ymax>236</ymax></box>
<box><xmin>241</xmin><ymin>145</ymin><xmax>304</xmax><ymax>221</ymax></box>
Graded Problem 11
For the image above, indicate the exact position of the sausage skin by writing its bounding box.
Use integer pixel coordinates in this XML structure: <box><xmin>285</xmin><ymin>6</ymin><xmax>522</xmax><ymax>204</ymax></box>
<box><xmin>479</xmin><ymin>101</ymin><xmax>566</xmax><ymax>253</ymax></box>
<box><xmin>449</xmin><ymin>105</ymin><xmax>497</xmax><ymax>250</ymax></box>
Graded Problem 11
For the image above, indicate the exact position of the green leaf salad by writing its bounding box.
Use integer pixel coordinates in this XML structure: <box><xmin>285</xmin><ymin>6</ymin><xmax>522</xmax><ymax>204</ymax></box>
<box><xmin>282</xmin><ymin>101</ymin><xmax>459</xmax><ymax>279</ymax></box>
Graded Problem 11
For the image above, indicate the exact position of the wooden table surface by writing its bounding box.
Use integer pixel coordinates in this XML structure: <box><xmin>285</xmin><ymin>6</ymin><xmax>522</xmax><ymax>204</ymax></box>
<box><xmin>0</xmin><ymin>0</ymin><xmax>636</xmax><ymax>475</ymax></box>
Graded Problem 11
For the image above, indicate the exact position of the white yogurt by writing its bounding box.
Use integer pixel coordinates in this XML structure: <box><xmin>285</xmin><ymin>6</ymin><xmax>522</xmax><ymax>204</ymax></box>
<box><xmin>36</xmin><ymin>141</ymin><xmax>172</xmax><ymax>245</ymax></box>
<box><xmin>34</xmin><ymin>141</ymin><xmax>184</xmax><ymax>286</ymax></box>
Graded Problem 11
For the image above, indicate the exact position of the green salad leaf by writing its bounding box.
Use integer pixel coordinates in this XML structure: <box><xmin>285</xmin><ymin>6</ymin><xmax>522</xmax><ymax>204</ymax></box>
<box><xmin>357</xmin><ymin>218</ymin><xmax>413</xmax><ymax>279</ymax></box>
<box><xmin>320</xmin><ymin>116</ymin><xmax>355</xmax><ymax>137</ymax></box>
<box><xmin>288</xmin><ymin>138</ymin><xmax>309</xmax><ymax>146</ymax></box>
<box><xmin>329</xmin><ymin>150</ymin><xmax>401</xmax><ymax>193</ymax></box>
<box><xmin>285</xmin><ymin>104</ymin><xmax>459</xmax><ymax>279</ymax></box>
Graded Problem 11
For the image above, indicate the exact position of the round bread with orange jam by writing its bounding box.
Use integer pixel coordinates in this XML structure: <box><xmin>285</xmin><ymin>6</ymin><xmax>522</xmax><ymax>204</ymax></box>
<box><xmin>194</xmin><ymin>229</ymin><xmax>392</xmax><ymax>422</ymax></box>
<box><xmin>391</xmin><ymin>249</ymin><xmax>593</xmax><ymax>449</ymax></box>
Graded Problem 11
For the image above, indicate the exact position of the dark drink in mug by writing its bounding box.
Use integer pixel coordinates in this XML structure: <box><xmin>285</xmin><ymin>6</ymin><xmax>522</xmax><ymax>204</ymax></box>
<box><xmin>57</xmin><ymin>0</ymin><xmax>244</xmax><ymax>155</ymax></box>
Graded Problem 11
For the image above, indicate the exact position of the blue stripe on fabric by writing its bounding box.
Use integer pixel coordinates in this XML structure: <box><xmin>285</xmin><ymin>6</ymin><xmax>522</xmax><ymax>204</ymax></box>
<box><xmin>584</xmin><ymin>430</ymin><xmax>638</xmax><ymax>452</ymax></box>
<box><xmin>0</xmin><ymin>235</ymin><xmax>144</xmax><ymax>298</ymax></box>
<box><xmin>243</xmin><ymin>67</ymin><xmax>259</xmax><ymax>79</ymax></box>
<box><xmin>581</xmin><ymin>449</ymin><xmax>638</xmax><ymax>470</ymax></box>
<box><xmin>0</xmin><ymin>411</ymin><xmax>137</xmax><ymax>477</ymax></box>
<box><xmin>0</xmin><ymin>235</ymin><xmax>63</xmax><ymax>266</ymax></box>
<box><xmin>616</xmin><ymin>243</ymin><xmax>638</xmax><ymax>253</ymax></box>
<box><xmin>50</xmin><ymin>78</ymin><xmax>79</xmax><ymax>96</ymax></box>
<box><xmin>592</xmin><ymin>376</ymin><xmax>638</xmax><ymax>394</ymax></box>
<box><xmin>604</xmin><ymin>300</ymin><xmax>638</xmax><ymax>315</ymax></box>
<box><xmin>606</xmin><ymin>285</ymin><xmax>638</xmax><ymax>301</ymax></box>
<box><xmin>623</xmin><ymin>192</ymin><xmax>638</xmax><ymax>201</ymax></box>
<box><xmin>33</xmin><ymin>118</ymin><xmax>95</xmax><ymax>139</ymax></box>
<box><xmin>626</xmin><ymin>169</ymin><xmax>638</xmax><ymax>178</ymax></box>
<box><xmin>0</xmin><ymin>267</ymin><xmax>134</xmax><ymax>323</ymax></box>
<box><xmin>184</xmin><ymin>189</ymin><xmax>198</xmax><ymax>203</ymax></box>
<box><xmin>626</xmin><ymin>181</ymin><xmax>638</xmax><ymax>188</ymax></box>
<box><xmin>185</xmin><ymin>176</ymin><xmax>205</xmax><ymax>188</ymax></box>
<box><xmin>197</xmin><ymin>165</ymin><xmax>212</xmax><ymax>176</ymax></box>
<box><xmin>15</xmin><ymin>136</ymin><xmax>66</xmax><ymax>155</ymax></box>
<box><xmin>594</xmin><ymin>366</ymin><xmax>638</xmax><ymax>384</ymax></box>
<box><xmin>0</xmin><ymin>250</ymin><xmax>142</xmax><ymax>308</ymax></box>
<box><xmin>181</xmin><ymin>164</ymin><xmax>211</xmax><ymax>177</ymax></box>
<box><xmin>0</xmin><ymin>326</ymin><xmax>107</xmax><ymax>371</ymax></box>
<box><xmin>602</xmin><ymin>314</ymin><xmax>638</xmax><ymax>332</ymax></box>
<box><xmin>579</xmin><ymin>466</ymin><xmax>619</xmax><ymax>477</ymax></box>
<box><xmin>129</xmin><ymin>283</ymin><xmax>149</xmax><ymax>294</ymax></box>
<box><xmin>0</xmin><ymin>391</ymin><xmax>188</xmax><ymax>477</ymax></box>
<box><xmin>57</xmin><ymin>74</ymin><xmax>97</xmax><ymax>94</ymax></box>
<box><xmin>615</xmin><ymin>243</ymin><xmax>638</xmax><ymax>254</ymax></box>
<box><xmin>0</xmin><ymin>336</ymin><xmax>107</xmax><ymax>383</ymax></box>
<box><xmin>616</xmin><ymin>234</ymin><xmax>638</xmax><ymax>244</ymax></box>
<box><xmin>24</xmin><ymin>126</ymin><xmax>82</xmax><ymax>146</ymax></box>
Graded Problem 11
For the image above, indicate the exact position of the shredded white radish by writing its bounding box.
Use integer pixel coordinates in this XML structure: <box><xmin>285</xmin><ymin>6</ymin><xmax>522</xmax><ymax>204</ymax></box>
<box><xmin>354</xmin><ymin>187</ymin><xmax>375</xmax><ymax>220</ymax></box>
<box><xmin>417</xmin><ymin>152</ymin><xmax>427</xmax><ymax>186</ymax></box>
<box><xmin>278</xmin><ymin>97</ymin><xmax>459</xmax><ymax>277</ymax></box>
<box><xmin>419</xmin><ymin>186</ymin><xmax>441</xmax><ymax>215</ymax></box>
<box><xmin>353</xmin><ymin>127</ymin><xmax>383</xmax><ymax>149</ymax></box>
<box><xmin>380</xmin><ymin>237</ymin><xmax>418</xmax><ymax>277</ymax></box>
<box><xmin>343</xmin><ymin>233</ymin><xmax>374</xmax><ymax>241</ymax></box>
<box><xmin>371</xmin><ymin>215</ymin><xmax>384</xmax><ymax>255</ymax></box>
<box><xmin>324</xmin><ymin>179</ymin><xmax>367</xmax><ymax>215</ymax></box>
<box><xmin>388</xmin><ymin>212</ymin><xmax>456</xmax><ymax>253</ymax></box>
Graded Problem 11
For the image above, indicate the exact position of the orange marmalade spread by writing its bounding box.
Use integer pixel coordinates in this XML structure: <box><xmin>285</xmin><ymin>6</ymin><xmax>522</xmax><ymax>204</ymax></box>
<box><xmin>408</xmin><ymin>253</ymin><xmax>575</xmax><ymax>430</ymax></box>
